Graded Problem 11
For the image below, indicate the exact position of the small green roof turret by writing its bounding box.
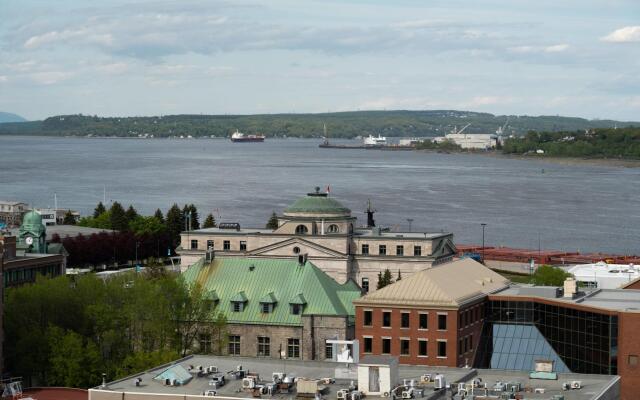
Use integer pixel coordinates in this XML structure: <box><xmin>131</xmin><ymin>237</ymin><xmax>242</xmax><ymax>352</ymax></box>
<box><xmin>22</xmin><ymin>210</ymin><xmax>43</xmax><ymax>227</ymax></box>
<box><xmin>284</xmin><ymin>187</ymin><xmax>351</xmax><ymax>217</ymax></box>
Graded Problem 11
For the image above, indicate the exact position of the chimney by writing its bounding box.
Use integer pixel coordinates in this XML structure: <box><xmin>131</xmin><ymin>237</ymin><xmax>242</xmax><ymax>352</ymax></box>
<box><xmin>563</xmin><ymin>277</ymin><xmax>577</xmax><ymax>298</ymax></box>
<box><xmin>298</xmin><ymin>253</ymin><xmax>308</xmax><ymax>266</ymax></box>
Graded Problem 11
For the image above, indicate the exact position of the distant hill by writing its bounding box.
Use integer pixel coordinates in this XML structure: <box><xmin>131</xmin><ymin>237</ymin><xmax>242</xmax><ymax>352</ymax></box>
<box><xmin>0</xmin><ymin>112</ymin><xmax>26</xmax><ymax>123</ymax></box>
<box><xmin>0</xmin><ymin>110</ymin><xmax>636</xmax><ymax>138</ymax></box>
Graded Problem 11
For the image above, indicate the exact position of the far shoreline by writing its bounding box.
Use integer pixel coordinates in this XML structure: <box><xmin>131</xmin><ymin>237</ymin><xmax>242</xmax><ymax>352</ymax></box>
<box><xmin>483</xmin><ymin>151</ymin><xmax>640</xmax><ymax>168</ymax></box>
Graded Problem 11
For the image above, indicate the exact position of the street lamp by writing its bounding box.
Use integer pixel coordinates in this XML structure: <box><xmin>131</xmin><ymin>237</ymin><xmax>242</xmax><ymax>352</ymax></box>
<box><xmin>480</xmin><ymin>223</ymin><xmax>487</xmax><ymax>262</ymax></box>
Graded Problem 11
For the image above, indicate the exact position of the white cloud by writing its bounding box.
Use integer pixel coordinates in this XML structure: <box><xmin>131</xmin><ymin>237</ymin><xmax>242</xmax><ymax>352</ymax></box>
<box><xmin>96</xmin><ymin>62</ymin><xmax>128</xmax><ymax>74</ymax></box>
<box><xmin>509</xmin><ymin>44</ymin><xmax>569</xmax><ymax>54</ymax></box>
<box><xmin>602</xmin><ymin>26</ymin><xmax>640</xmax><ymax>43</ymax></box>
<box><xmin>0</xmin><ymin>75</ymin><xmax>8</xmax><ymax>83</ymax></box>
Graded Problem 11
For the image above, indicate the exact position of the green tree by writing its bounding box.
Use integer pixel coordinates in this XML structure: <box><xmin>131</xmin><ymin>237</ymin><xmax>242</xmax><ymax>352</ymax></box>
<box><xmin>211</xmin><ymin>312</ymin><xmax>229</xmax><ymax>355</ymax></box>
<box><xmin>183</xmin><ymin>204</ymin><xmax>200</xmax><ymax>230</ymax></box>
<box><xmin>174</xmin><ymin>280</ymin><xmax>216</xmax><ymax>356</ymax></box>
<box><xmin>129</xmin><ymin>216</ymin><xmax>166</xmax><ymax>237</ymax></box>
<box><xmin>532</xmin><ymin>265</ymin><xmax>573</xmax><ymax>286</ymax></box>
<box><xmin>154</xmin><ymin>208</ymin><xmax>165</xmax><ymax>224</ymax></box>
<box><xmin>47</xmin><ymin>326</ymin><xmax>101</xmax><ymax>387</ymax></box>
<box><xmin>203</xmin><ymin>213</ymin><xmax>216</xmax><ymax>228</ymax></box>
<box><xmin>266</xmin><ymin>212</ymin><xmax>279</xmax><ymax>229</ymax></box>
<box><xmin>125</xmin><ymin>205</ymin><xmax>139</xmax><ymax>223</ymax></box>
<box><xmin>94</xmin><ymin>202</ymin><xmax>106</xmax><ymax>218</ymax></box>
<box><xmin>376</xmin><ymin>268</ymin><xmax>394</xmax><ymax>289</ymax></box>
<box><xmin>166</xmin><ymin>204</ymin><xmax>184</xmax><ymax>248</ymax></box>
<box><xmin>63</xmin><ymin>210</ymin><xmax>76</xmax><ymax>225</ymax></box>
<box><xmin>109</xmin><ymin>202</ymin><xmax>128</xmax><ymax>231</ymax></box>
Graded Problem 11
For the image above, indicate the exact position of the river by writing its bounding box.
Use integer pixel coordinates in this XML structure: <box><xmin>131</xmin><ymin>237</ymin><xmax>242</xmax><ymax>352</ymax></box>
<box><xmin>1</xmin><ymin>136</ymin><xmax>638</xmax><ymax>254</ymax></box>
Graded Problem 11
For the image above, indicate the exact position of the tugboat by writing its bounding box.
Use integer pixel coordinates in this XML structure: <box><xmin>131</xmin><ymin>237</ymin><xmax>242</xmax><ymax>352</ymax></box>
<box><xmin>230</xmin><ymin>130</ymin><xmax>265</xmax><ymax>142</ymax></box>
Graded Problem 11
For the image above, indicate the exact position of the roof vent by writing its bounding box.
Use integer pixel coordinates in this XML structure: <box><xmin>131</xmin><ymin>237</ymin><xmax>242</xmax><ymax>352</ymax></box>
<box><xmin>298</xmin><ymin>253</ymin><xmax>308</xmax><ymax>266</ymax></box>
<box><xmin>219</xmin><ymin>222</ymin><xmax>241</xmax><ymax>231</ymax></box>
<box><xmin>249</xmin><ymin>264</ymin><xmax>255</xmax><ymax>271</ymax></box>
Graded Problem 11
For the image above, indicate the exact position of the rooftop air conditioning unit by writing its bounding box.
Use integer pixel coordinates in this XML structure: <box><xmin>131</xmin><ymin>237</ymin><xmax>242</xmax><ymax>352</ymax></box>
<box><xmin>571</xmin><ymin>381</ymin><xmax>582</xmax><ymax>389</ymax></box>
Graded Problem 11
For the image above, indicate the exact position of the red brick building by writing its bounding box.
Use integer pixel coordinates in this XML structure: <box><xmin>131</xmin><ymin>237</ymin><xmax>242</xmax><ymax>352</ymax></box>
<box><xmin>353</xmin><ymin>258</ymin><xmax>509</xmax><ymax>367</ymax></box>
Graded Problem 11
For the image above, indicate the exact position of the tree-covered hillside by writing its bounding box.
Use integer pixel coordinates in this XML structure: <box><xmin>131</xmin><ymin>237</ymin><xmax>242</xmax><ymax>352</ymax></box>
<box><xmin>502</xmin><ymin>127</ymin><xmax>640</xmax><ymax>159</ymax></box>
<box><xmin>0</xmin><ymin>110</ymin><xmax>636</xmax><ymax>138</ymax></box>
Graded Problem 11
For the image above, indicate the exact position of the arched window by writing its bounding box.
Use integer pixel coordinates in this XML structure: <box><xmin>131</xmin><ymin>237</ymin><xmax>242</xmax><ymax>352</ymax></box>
<box><xmin>327</xmin><ymin>224</ymin><xmax>339</xmax><ymax>233</ymax></box>
<box><xmin>295</xmin><ymin>225</ymin><xmax>308</xmax><ymax>235</ymax></box>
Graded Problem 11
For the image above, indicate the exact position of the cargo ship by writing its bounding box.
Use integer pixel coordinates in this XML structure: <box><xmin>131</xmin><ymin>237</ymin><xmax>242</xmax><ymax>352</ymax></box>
<box><xmin>230</xmin><ymin>130</ymin><xmax>265</xmax><ymax>142</ymax></box>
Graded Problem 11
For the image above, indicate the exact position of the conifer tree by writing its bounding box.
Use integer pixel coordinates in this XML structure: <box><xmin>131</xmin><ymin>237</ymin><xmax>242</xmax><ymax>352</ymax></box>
<box><xmin>125</xmin><ymin>205</ymin><xmax>138</xmax><ymax>223</ymax></box>
<box><xmin>266</xmin><ymin>212</ymin><xmax>279</xmax><ymax>229</ymax></box>
<box><xmin>94</xmin><ymin>202</ymin><xmax>106</xmax><ymax>218</ymax></box>
<box><xmin>109</xmin><ymin>202</ymin><xmax>128</xmax><ymax>231</ymax></box>
<box><xmin>166</xmin><ymin>204</ymin><xmax>184</xmax><ymax>247</ymax></box>
<box><xmin>203</xmin><ymin>213</ymin><xmax>216</xmax><ymax>228</ymax></box>
<box><xmin>154</xmin><ymin>208</ymin><xmax>165</xmax><ymax>224</ymax></box>
<box><xmin>63</xmin><ymin>210</ymin><xmax>76</xmax><ymax>225</ymax></box>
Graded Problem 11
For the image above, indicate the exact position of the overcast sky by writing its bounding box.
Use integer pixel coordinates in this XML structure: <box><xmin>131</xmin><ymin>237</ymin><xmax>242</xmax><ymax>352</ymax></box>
<box><xmin>1</xmin><ymin>0</ymin><xmax>639</xmax><ymax>121</ymax></box>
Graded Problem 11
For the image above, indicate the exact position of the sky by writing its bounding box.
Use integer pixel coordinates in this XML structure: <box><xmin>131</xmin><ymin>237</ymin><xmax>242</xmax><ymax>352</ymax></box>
<box><xmin>0</xmin><ymin>0</ymin><xmax>639</xmax><ymax>121</ymax></box>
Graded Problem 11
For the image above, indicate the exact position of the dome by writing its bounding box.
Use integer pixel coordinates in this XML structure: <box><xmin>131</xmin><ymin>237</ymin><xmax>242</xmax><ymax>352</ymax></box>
<box><xmin>22</xmin><ymin>210</ymin><xmax>43</xmax><ymax>226</ymax></box>
<box><xmin>284</xmin><ymin>188</ymin><xmax>351</xmax><ymax>217</ymax></box>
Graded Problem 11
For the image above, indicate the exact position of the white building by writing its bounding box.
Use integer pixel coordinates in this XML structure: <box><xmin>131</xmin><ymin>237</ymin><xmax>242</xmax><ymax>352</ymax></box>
<box><xmin>33</xmin><ymin>208</ymin><xmax>80</xmax><ymax>226</ymax></box>
<box><xmin>567</xmin><ymin>261</ymin><xmax>640</xmax><ymax>289</ymax></box>
<box><xmin>434</xmin><ymin>133</ymin><xmax>498</xmax><ymax>149</ymax></box>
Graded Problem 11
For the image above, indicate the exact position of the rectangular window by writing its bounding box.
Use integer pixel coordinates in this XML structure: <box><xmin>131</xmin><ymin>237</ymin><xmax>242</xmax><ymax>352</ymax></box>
<box><xmin>438</xmin><ymin>314</ymin><xmax>447</xmax><ymax>330</ymax></box>
<box><xmin>464</xmin><ymin>311</ymin><xmax>469</xmax><ymax>327</ymax></box>
<box><xmin>362</xmin><ymin>244</ymin><xmax>369</xmax><ymax>255</ymax></box>
<box><xmin>325</xmin><ymin>342</ymin><xmax>333</xmax><ymax>360</ymax></box>
<box><xmin>629</xmin><ymin>355</ymin><xmax>638</xmax><ymax>366</ymax></box>
<box><xmin>364</xmin><ymin>310</ymin><xmax>373</xmax><ymax>326</ymax></box>
<box><xmin>413</xmin><ymin>246</ymin><xmax>421</xmax><ymax>256</ymax></box>
<box><xmin>419</xmin><ymin>313</ymin><xmax>428</xmax><ymax>330</ymax></box>
<box><xmin>190</xmin><ymin>239</ymin><xmax>198</xmax><ymax>250</ymax></box>
<box><xmin>291</xmin><ymin>304</ymin><xmax>302</xmax><ymax>315</ymax></box>
<box><xmin>437</xmin><ymin>340</ymin><xmax>447</xmax><ymax>358</ymax></box>
<box><xmin>240</xmin><ymin>241</ymin><xmax>247</xmax><ymax>251</ymax></box>
<box><xmin>199</xmin><ymin>333</ymin><xmax>212</xmax><ymax>353</ymax></box>
<box><xmin>232</xmin><ymin>302</ymin><xmax>244</xmax><ymax>312</ymax></box>
<box><xmin>223</xmin><ymin>240</ymin><xmax>231</xmax><ymax>250</ymax></box>
<box><xmin>418</xmin><ymin>340</ymin><xmax>428</xmax><ymax>357</ymax></box>
<box><xmin>362</xmin><ymin>277</ymin><xmax>370</xmax><ymax>293</ymax></box>
<box><xmin>382</xmin><ymin>311</ymin><xmax>391</xmax><ymax>327</ymax></box>
<box><xmin>400</xmin><ymin>339</ymin><xmax>410</xmax><ymax>356</ymax></box>
<box><xmin>228</xmin><ymin>335</ymin><xmax>241</xmax><ymax>355</ymax></box>
<box><xmin>206</xmin><ymin>240</ymin><xmax>214</xmax><ymax>250</ymax></box>
<box><xmin>364</xmin><ymin>337</ymin><xmax>373</xmax><ymax>353</ymax></box>
<box><xmin>287</xmin><ymin>338</ymin><xmax>300</xmax><ymax>358</ymax></box>
<box><xmin>401</xmin><ymin>312</ymin><xmax>410</xmax><ymax>328</ymax></box>
<box><xmin>396</xmin><ymin>245</ymin><xmax>404</xmax><ymax>256</ymax></box>
<box><xmin>257</xmin><ymin>336</ymin><xmax>270</xmax><ymax>357</ymax></box>
<box><xmin>382</xmin><ymin>338</ymin><xmax>391</xmax><ymax>354</ymax></box>
<box><xmin>261</xmin><ymin>303</ymin><xmax>273</xmax><ymax>313</ymax></box>
<box><xmin>458</xmin><ymin>338</ymin><xmax>464</xmax><ymax>354</ymax></box>
<box><xmin>469</xmin><ymin>334</ymin><xmax>473</xmax><ymax>352</ymax></box>
<box><xmin>379</xmin><ymin>245</ymin><xmax>386</xmax><ymax>255</ymax></box>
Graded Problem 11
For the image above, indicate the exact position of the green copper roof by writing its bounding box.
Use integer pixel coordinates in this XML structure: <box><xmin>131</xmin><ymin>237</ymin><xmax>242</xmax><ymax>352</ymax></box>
<box><xmin>208</xmin><ymin>290</ymin><xmax>220</xmax><ymax>302</ymax></box>
<box><xmin>284</xmin><ymin>192</ymin><xmax>351</xmax><ymax>215</ymax></box>
<box><xmin>260</xmin><ymin>292</ymin><xmax>278</xmax><ymax>304</ymax></box>
<box><xmin>289</xmin><ymin>293</ymin><xmax>307</xmax><ymax>305</ymax></box>
<box><xmin>182</xmin><ymin>257</ymin><xmax>361</xmax><ymax>326</ymax></box>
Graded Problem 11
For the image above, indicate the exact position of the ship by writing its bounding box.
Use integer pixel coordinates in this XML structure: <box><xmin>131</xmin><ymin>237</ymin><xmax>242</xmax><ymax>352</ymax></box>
<box><xmin>363</xmin><ymin>134</ymin><xmax>387</xmax><ymax>146</ymax></box>
<box><xmin>230</xmin><ymin>130</ymin><xmax>265</xmax><ymax>142</ymax></box>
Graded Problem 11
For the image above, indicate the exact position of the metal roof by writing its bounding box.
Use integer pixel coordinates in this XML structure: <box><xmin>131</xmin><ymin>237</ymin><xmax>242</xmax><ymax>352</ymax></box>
<box><xmin>182</xmin><ymin>257</ymin><xmax>361</xmax><ymax>325</ymax></box>
<box><xmin>283</xmin><ymin>192</ymin><xmax>351</xmax><ymax>216</ymax></box>
<box><xmin>354</xmin><ymin>258</ymin><xmax>509</xmax><ymax>308</ymax></box>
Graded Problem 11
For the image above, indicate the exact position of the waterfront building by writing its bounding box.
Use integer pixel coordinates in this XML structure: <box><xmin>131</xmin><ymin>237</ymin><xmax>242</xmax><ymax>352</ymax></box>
<box><xmin>567</xmin><ymin>261</ymin><xmax>640</xmax><ymax>289</ymax></box>
<box><xmin>0</xmin><ymin>201</ymin><xmax>28</xmax><ymax>228</ymax></box>
<box><xmin>182</xmin><ymin>256</ymin><xmax>361</xmax><ymax>360</ymax></box>
<box><xmin>33</xmin><ymin>207</ymin><xmax>81</xmax><ymax>226</ymax></box>
<box><xmin>433</xmin><ymin>133</ymin><xmax>497</xmax><ymax>149</ymax></box>
<box><xmin>353</xmin><ymin>258</ymin><xmax>509</xmax><ymax>368</ymax></box>
<box><xmin>178</xmin><ymin>188</ymin><xmax>456</xmax><ymax>289</ymax></box>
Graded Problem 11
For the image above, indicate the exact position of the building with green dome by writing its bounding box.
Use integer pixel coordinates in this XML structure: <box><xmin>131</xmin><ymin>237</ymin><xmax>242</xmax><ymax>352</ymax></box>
<box><xmin>17</xmin><ymin>210</ymin><xmax>47</xmax><ymax>253</ymax></box>
<box><xmin>178</xmin><ymin>188</ymin><xmax>455</xmax><ymax>292</ymax></box>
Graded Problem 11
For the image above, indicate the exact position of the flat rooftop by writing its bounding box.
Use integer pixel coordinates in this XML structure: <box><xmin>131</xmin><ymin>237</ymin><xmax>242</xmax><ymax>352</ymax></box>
<box><xmin>9</xmin><ymin>225</ymin><xmax>114</xmax><ymax>240</ymax></box>
<box><xmin>100</xmin><ymin>355</ymin><xmax>617</xmax><ymax>400</ymax></box>
<box><xmin>187</xmin><ymin>228</ymin><xmax>448</xmax><ymax>239</ymax></box>
<box><xmin>493</xmin><ymin>285</ymin><xmax>640</xmax><ymax>313</ymax></box>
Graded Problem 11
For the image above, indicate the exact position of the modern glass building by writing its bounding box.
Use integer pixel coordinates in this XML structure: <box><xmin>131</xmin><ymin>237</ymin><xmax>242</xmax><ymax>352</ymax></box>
<box><xmin>475</xmin><ymin>299</ymin><xmax>618</xmax><ymax>375</ymax></box>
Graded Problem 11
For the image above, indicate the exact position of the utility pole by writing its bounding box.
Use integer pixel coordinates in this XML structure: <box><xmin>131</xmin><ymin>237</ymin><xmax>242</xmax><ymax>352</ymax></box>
<box><xmin>481</xmin><ymin>223</ymin><xmax>487</xmax><ymax>262</ymax></box>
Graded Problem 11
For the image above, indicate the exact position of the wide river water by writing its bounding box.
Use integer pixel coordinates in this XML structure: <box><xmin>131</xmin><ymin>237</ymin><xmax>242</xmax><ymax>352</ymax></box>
<box><xmin>1</xmin><ymin>136</ymin><xmax>639</xmax><ymax>254</ymax></box>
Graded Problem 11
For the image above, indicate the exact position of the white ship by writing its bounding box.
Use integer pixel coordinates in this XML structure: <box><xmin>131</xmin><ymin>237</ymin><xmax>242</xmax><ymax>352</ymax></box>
<box><xmin>363</xmin><ymin>134</ymin><xmax>387</xmax><ymax>146</ymax></box>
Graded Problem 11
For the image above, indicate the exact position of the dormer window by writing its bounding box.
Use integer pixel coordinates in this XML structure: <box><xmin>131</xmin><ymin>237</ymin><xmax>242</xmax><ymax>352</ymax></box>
<box><xmin>230</xmin><ymin>291</ymin><xmax>248</xmax><ymax>312</ymax></box>
<box><xmin>205</xmin><ymin>290</ymin><xmax>220</xmax><ymax>311</ymax></box>
<box><xmin>327</xmin><ymin>224</ymin><xmax>339</xmax><ymax>233</ymax></box>
<box><xmin>259</xmin><ymin>292</ymin><xmax>277</xmax><ymax>314</ymax></box>
<box><xmin>295</xmin><ymin>225</ymin><xmax>308</xmax><ymax>235</ymax></box>
<box><xmin>289</xmin><ymin>293</ymin><xmax>307</xmax><ymax>315</ymax></box>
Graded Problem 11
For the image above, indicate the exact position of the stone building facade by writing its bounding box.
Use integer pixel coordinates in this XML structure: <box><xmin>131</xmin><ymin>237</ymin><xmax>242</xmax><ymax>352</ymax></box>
<box><xmin>179</xmin><ymin>188</ymin><xmax>456</xmax><ymax>290</ymax></box>
<box><xmin>183</xmin><ymin>257</ymin><xmax>361</xmax><ymax>361</ymax></box>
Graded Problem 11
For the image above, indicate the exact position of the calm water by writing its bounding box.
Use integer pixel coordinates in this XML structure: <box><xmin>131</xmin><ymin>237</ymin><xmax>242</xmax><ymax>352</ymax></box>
<box><xmin>1</xmin><ymin>136</ymin><xmax>639</xmax><ymax>254</ymax></box>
